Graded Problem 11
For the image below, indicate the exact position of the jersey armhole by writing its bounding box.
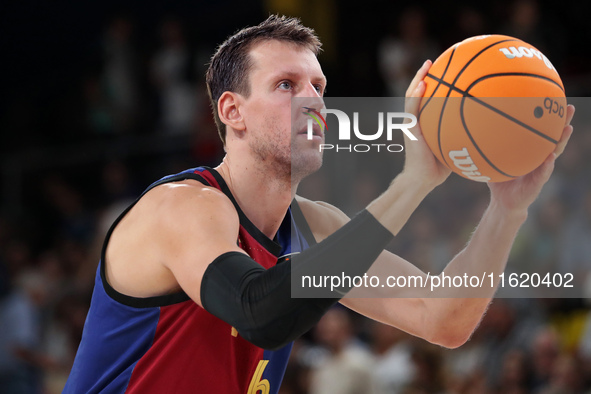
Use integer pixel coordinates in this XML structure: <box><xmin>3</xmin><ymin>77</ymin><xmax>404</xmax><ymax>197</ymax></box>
<box><xmin>290</xmin><ymin>199</ymin><xmax>318</xmax><ymax>247</ymax></box>
<box><xmin>99</xmin><ymin>171</ymin><xmax>210</xmax><ymax>308</ymax></box>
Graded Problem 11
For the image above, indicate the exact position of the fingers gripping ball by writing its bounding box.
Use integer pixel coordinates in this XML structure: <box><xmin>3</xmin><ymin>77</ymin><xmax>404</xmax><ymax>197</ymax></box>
<box><xmin>418</xmin><ymin>35</ymin><xmax>566</xmax><ymax>182</ymax></box>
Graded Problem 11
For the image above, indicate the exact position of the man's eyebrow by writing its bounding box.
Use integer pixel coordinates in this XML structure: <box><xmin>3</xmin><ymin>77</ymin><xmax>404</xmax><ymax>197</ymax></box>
<box><xmin>268</xmin><ymin>70</ymin><xmax>327</xmax><ymax>84</ymax></box>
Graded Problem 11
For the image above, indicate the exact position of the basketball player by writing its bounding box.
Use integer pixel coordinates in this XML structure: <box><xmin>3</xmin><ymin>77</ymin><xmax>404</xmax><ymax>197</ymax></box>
<box><xmin>64</xmin><ymin>15</ymin><xmax>574</xmax><ymax>393</ymax></box>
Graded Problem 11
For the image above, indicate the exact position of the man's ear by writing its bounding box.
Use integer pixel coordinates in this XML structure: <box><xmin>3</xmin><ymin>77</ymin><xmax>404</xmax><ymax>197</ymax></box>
<box><xmin>218</xmin><ymin>91</ymin><xmax>245</xmax><ymax>132</ymax></box>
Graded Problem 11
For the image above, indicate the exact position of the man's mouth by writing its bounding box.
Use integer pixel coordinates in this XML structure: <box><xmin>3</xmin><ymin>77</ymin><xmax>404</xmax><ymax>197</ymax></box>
<box><xmin>298</xmin><ymin>123</ymin><xmax>323</xmax><ymax>138</ymax></box>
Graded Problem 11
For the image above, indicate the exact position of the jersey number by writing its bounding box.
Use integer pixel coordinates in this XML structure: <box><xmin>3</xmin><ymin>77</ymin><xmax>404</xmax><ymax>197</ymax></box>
<box><xmin>247</xmin><ymin>360</ymin><xmax>270</xmax><ymax>394</ymax></box>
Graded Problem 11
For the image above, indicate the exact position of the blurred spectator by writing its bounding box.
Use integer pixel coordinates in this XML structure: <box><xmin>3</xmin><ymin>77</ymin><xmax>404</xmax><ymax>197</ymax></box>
<box><xmin>560</xmin><ymin>190</ymin><xmax>591</xmax><ymax>285</ymax></box>
<box><xmin>538</xmin><ymin>353</ymin><xmax>585</xmax><ymax>394</ymax></box>
<box><xmin>278</xmin><ymin>340</ymin><xmax>310</xmax><ymax>394</ymax></box>
<box><xmin>2</xmin><ymin>239</ymin><xmax>34</xmax><ymax>279</ymax></box>
<box><xmin>151</xmin><ymin>17</ymin><xmax>198</xmax><ymax>135</ymax></box>
<box><xmin>443</xmin><ymin>323</ymin><xmax>488</xmax><ymax>391</ymax></box>
<box><xmin>102</xmin><ymin>16</ymin><xmax>140</xmax><ymax>134</ymax></box>
<box><xmin>83</xmin><ymin>76</ymin><xmax>114</xmax><ymax>134</ymax></box>
<box><xmin>378</xmin><ymin>6</ymin><xmax>439</xmax><ymax>97</ymax></box>
<box><xmin>454</xmin><ymin>369</ymin><xmax>493</xmax><ymax>394</ymax></box>
<box><xmin>516</xmin><ymin>197</ymin><xmax>566</xmax><ymax>275</ymax></box>
<box><xmin>446</xmin><ymin>6</ymin><xmax>487</xmax><ymax>47</ymax></box>
<box><xmin>82</xmin><ymin>161</ymin><xmax>137</xmax><ymax>287</ymax></box>
<box><xmin>370</xmin><ymin>321</ymin><xmax>415</xmax><ymax>394</ymax></box>
<box><xmin>551</xmin><ymin>138</ymin><xmax>590</xmax><ymax>210</ymax></box>
<box><xmin>477</xmin><ymin>300</ymin><xmax>542</xmax><ymax>386</ymax></box>
<box><xmin>0</xmin><ymin>270</ymin><xmax>51</xmax><ymax>394</ymax></box>
<box><xmin>403</xmin><ymin>342</ymin><xmax>449</xmax><ymax>394</ymax></box>
<box><xmin>529</xmin><ymin>326</ymin><xmax>561</xmax><ymax>391</ymax></box>
<box><xmin>497</xmin><ymin>349</ymin><xmax>532</xmax><ymax>394</ymax></box>
<box><xmin>309</xmin><ymin>307</ymin><xmax>377</xmax><ymax>394</ymax></box>
<box><xmin>99</xmin><ymin>160</ymin><xmax>137</xmax><ymax>207</ymax></box>
<box><xmin>580</xmin><ymin>304</ymin><xmax>591</xmax><ymax>356</ymax></box>
<box><xmin>579</xmin><ymin>308</ymin><xmax>591</xmax><ymax>388</ymax></box>
<box><xmin>502</xmin><ymin>0</ymin><xmax>544</xmax><ymax>46</ymax></box>
<box><xmin>42</xmin><ymin>176</ymin><xmax>96</xmax><ymax>247</ymax></box>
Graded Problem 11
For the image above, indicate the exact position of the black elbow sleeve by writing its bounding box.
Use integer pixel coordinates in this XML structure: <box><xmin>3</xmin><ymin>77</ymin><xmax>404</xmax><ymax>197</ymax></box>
<box><xmin>200</xmin><ymin>209</ymin><xmax>393</xmax><ymax>350</ymax></box>
<box><xmin>201</xmin><ymin>251</ymin><xmax>328</xmax><ymax>350</ymax></box>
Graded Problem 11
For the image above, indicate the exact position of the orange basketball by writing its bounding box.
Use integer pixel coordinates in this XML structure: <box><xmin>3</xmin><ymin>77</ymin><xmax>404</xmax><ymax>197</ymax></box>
<box><xmin>418</xmin><ymin>35</ymin><xmax>566</xmax><ymax>182</ymax></box>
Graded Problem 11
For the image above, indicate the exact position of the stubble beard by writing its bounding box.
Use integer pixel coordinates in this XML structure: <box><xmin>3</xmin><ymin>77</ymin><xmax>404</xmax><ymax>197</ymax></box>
<box><xmin>249</xmin><ymin>126</ymin><xmax>323</xmax><ymax>188</ymax></box>
<box><xmin>290</xmin><ymin>136</ymin><xmax>323</xmax><ymax>185</ymax></box>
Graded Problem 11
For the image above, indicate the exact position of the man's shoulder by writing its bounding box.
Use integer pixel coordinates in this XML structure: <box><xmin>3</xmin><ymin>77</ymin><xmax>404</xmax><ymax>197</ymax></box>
<box><xmin>295</xmin><ymin>195</ymin><xmax>350</xmax><ymax>242</ymax></box>
<box><xmin>145</xmin><ymin>179</ymin><xmax>236</xmax><ymax>221</ymax></box>
<box><xmin>105</xmin><ymin>177</ymin><xmax>241</xmax><ymax>299</ymax></box>
<box><xmin>117</xmin><ymin>178</ymin><xmax>239</xmax><ymax>243</ymax></box>
<box><xmin>295</xmin><ymin>195</ymin><xmax>346</xmax><ymax>219</ymax></box>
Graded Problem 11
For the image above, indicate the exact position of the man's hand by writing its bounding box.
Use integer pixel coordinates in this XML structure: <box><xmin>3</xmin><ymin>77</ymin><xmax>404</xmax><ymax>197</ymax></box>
<box><xmin>402</xmin><ymin>60</ymin><xmax>451</xmax><ymax>189</ymax></box>
<box><xmin>488</xmin><ymin>104</ymin><xmax>575</xmax><ymax>213</ymax></box>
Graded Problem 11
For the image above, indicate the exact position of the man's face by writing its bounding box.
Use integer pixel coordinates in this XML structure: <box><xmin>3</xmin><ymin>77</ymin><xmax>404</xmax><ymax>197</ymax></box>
<box><xmin>239</xmin><ymin>40</ymin><xmax>327</xmax><ymax>181</ymax></box>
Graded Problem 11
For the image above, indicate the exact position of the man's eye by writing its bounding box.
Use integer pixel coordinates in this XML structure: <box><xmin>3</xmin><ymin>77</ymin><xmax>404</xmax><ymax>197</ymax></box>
<box><xmin>279</xmin><ymin>81</ymin><xmax>292</xmax><ymax>90</ymax></box>
<box><xmin>314</xmin><ymin>85</ymin><xmax>324</xmax><ymax>94</ymax></box>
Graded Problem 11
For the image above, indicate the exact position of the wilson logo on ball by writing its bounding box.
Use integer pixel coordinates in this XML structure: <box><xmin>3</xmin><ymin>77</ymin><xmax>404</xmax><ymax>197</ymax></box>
<box><xmin>497</xmin><ymin>46</ymin><xmax>556</xmax><ymax>71</ymax></box>
<box><xmin>448</xmin><ymin>148</ymin><xmax>490</xmax><ymax>182</ymax></box>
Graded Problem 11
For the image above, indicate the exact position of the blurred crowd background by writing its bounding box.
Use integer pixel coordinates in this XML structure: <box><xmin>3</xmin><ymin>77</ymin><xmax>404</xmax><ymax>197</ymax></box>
<box><xmin>2</xmin><ymin>0</ymin><xmax>591</xmax><ymax>393</ymax></box>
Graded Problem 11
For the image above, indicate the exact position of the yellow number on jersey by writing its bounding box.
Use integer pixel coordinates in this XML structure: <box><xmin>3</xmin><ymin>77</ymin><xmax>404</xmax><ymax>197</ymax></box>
<box><xmin>247</xmin><ymin>360</ymin><xmax>270</xmax><ymax>394</ymax></box>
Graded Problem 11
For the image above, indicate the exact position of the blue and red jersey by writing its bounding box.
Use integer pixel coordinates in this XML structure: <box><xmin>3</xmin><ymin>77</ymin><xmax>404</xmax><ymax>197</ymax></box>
<box><xmin>64</xmin><ymin>167</ymin><xmax>315</xmax><ymax>393</ymax></box>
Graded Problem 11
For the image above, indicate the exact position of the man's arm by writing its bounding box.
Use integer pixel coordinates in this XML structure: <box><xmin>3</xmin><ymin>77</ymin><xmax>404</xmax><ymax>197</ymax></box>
<box><xmin>295</xmin><ymin>71</ymin><xmax>575</xmax><ymax>348</ymax></box>
<box><xmin>297</xmin><ymin>194</ymin><xmax>526</xmax><ymax>348</ymax></box>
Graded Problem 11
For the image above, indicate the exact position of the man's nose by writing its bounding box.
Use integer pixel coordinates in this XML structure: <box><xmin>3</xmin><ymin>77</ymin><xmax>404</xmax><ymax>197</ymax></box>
<box><xmin>299</xmin><ymin>84</ymin><xmax>325</xmax><ymax>112</ymax></box>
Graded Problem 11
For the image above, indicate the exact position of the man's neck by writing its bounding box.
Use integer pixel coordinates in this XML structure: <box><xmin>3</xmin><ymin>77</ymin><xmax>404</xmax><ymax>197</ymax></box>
<box><xmin>215</xmin><ymin>155</ymin><xmax>295</xmax><ymax>240</ymax></box>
